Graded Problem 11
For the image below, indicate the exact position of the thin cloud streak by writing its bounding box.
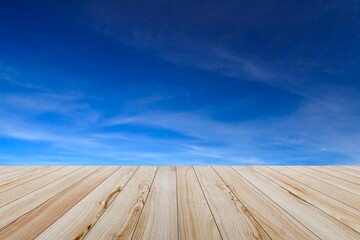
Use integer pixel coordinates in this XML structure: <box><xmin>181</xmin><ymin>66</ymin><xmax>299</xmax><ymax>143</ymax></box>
<box><xmin>1</xmin><ymin>71</ymin><xmax>359</xmax><ymax>165</ymax></box>
<box><xmin>107</xmin><ymin>90</ymin><xmax>360</xmax><ymax>164</ymax></box>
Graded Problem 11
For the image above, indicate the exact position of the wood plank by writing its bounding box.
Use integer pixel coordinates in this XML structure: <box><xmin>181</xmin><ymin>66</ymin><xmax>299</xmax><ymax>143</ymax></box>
<box><xmin>36</xmin><ymin>166</ymin><xmax>138</xmax><ymax>240</ymax></box>
<box><xmin>0</xmin><ymin>167</ymin><xmax>119</xmax><ymax>239</ymax></box>
<box><xmin>346</xmin><ymin>166</ymin><xmax>360</xmax><ymax>170</ymax></box>
<box><xmin>0</xmin><ymin>166</ymin><xmax>44</xmax><ymax>182</ymax></box>
<box><xmin>0</xmin><ymin>167</ymin><xmax>99</xmax><ymax>229</ymax></box>
<box><xmin>0</xmin><ymin>167</ymin><xmax>63</xmax><ymax>194</ymax></box>
<box><xmin>0</xmin><ymin>166</ymin><xmax>27</xmax><ymax>175</ymax></box>
<box><xmin>131</xmin><ymin>166</ymin><xmax>177</xmax><ymax>240</ymax></box>
<box><xmin>325</xmin><ymin>166</ymin><xmax>360</xmax><ymax>179</ymax></box>
<box><xmin>213</xmin><ymin>166</ymin><xmax>318</xmax><ymax>240</ymax></box>
<box><xmin>258</xmin><ymin>167</ymin><xmax>360</xmax><ymax>233</ymax></box>
<box><xmin>194</xmin><ymin>166</ymin><xmax>270</xmax><ymax>240</ymax></box>
<box><xmin>0</xmin><ymin>166</ymin><xmax>82</xmax><ymax>207</ymax></box>
<box><xmin>177</xmin><ymin>166</ymin><xmax>221</xmax><ymax>240</ymax></box>
<box><xmin>307</xmin><ymin>166</ymin><xmax>360</xmax><ymax>185</ymax></box>
<box><xmin>343</xmin><ymin>166</ymin><xmax>360</xmax><ymax>173</ymax></box>
<box><xmin>233</xmin><ymin>167</ymin><xmax>360</xmax><ymax>239</ymax></box>
<box><xmin>289</xmin><ymin>167</ymin><xmax>360</xmax><ymax>196</ymax></box>
<box><xmin>272</xmin><ymin>166</ymin><xmax>360</xmax><ymax>211</ymax></box>
<box><xmin>0</xmin><ymin>166</ymin><xmax>359</xmax><ymax>239</ymax></box>
<box><xmin>85</xmin><ymin>166</ymin><xmax>157</xmax><ymax>240</ymax></box>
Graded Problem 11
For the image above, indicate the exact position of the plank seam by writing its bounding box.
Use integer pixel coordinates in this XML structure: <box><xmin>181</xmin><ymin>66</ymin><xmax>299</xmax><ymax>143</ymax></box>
<box><xmin>0</xmin><ymin>167</ymin><xmax>100</xmax><ymax>232</ymax></box>
<box><xmin>231</xmin><ymin>166</ymin><xmax>321</xmax><ymax>240</ymax></box>
<box><xmin>175</xmin><ymin>166</ymin><xmax>179</xmax><ymax>240</ymax></box>
<box><xmin>192</xmin><ymin>166</ymin><xmax>224</xmax><ymax>240</ymax></box>
<box><xmin>287</xmin><ymin>166</ymin><xmax>360</xmax><ymax>197</ymax></box>
<box><xmin>0</xmin><ymin>166</ymin><xmax>86</xmax><ymax>209</ymax></box>
<box><xmin>310</xmin><ymin>166</ymin><xmax>360</xmax><ymax>184</ymax></box>
<box><xmin>211</xmin><ymin>166</ymin><xmax>273</xmax><ymax>240</ymax></box>
<box><xmin>130</xmin><ymin>166</ymin><xmax>159</xmax><ymax>240</ymax></box>
<box><xmin>0</xmin><ymin>167</ymin><xmax>44</xmax><ymax>183</ymax></box>
<box><xmin>253</xmin><ymin>167</ymin><xmax>360</xmax><ymax>237</ymax></box>
<box><xmin>264</xmin><ymin>167</ymin><xmax>360</xmax><ymax>235</ymax></box>
<box><xmin>32</xmin><ymin>166</ymin><xmax>121</xmax><ymax>238</ymax></box>
<box><xmin>80</xmin><ymin>166</ymin><xmax>140</xmax><ymax>240</ymax></box>
<box><xmin>0</xmin><ymin>167</ymin><xmax>66</xmax><ymax>194</ymax></box>
<box><xmin>343</xmin><ymin>166</ymin><xmax>360</xmax><ymax>173</ymax></box>
<box><xmin>0</xmin><ymin>166</ymin><xmax>28</xmax><ymax>175</ymax></box>
<box><xmin>34</xmin><ymin>166</ymin><xmax>122</xmax><ymax>238</ymax></box>
<box><xmin>269</xmin><ymin>167</ymin><xmax>360</xmax><ymax>212</ymax></box>
<box><xmin>323</xmin><ymin>166</ymin><xmax>360</xmax><ymax>179</ymax></box>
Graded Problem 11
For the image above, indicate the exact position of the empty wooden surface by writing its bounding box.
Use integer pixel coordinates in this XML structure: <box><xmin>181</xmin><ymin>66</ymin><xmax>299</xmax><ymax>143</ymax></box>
<box><xmin>0</xmin><ymin>166</ymin><xmax>359</xmax><ymax>239</ymax></box>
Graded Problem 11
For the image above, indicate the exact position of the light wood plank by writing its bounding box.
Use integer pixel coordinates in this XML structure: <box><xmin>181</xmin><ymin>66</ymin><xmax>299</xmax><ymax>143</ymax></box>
<box><xmin>0</xmin><ymin>166</ymin><xmax>63</xmax><ymax>194</ymax></box>
<box><xmin>259</xmin><ymin>167</ymin><xmax>360</xmax><ymax>233</ymax></box>
<box><xmin>0</xmin><ymin>166</ymin><xmax>27</xmax><ymax>175</ymax></box>
<box><xmin>0</xmin><ymin>167</ymin><xmax>119</xmax><ymax>239</ymax></box>
<box><xmin>194</xmin><ymin>166</ymin><xmax>270</xmax><ymax>240</ymax></box>
<box><xmin>307</xmin><ymin>166</ymin><xmax>360</xmax><ymax>186</ymax></box>
<box><xmin>343</xmin><ymin>166</ymin><xmax>360</xmax><ymax>173</ymax></box>
<box><xmin>272</xmin><ymin>166</ymin><xmax>360</xmax><ymax>211</ymax></box>
<box><xmin>0</xmin><ymin>166</ymin><xmax>82</xmax><ymax>207</ymax></box>
<box><xmin>290</xmin><ymin>167</ymin><xmax>360</xmax><ymax>196</ymax></box>
<box><xmin>346</xmin><ymin>166</ymin><xmax>360</xmax><ymax>171</ymax></box>
<box><xmin>325</xmin><ymin>166</ymin><xmax>360</xmax><ymax>179</ymax></box>
<box><xmin>213</xmin><ymin>166</ymin><xmax>318</xmax><ymax>240</ymax></box>
<box><xmin>0</xmin><ymin>167</ymin><xmax>99</xmax><ymax>229</ymax></box>
<box><xmin>0</xmin><ymin>166</ymin><xmax>359</xmax><ymax>239</ymax></box>
<box><xmin>177</xmin><ymin>166</ymin><xmax>221</xmax><ymax>240</ymax></box>
<box><xmin>233</xmin><ymin>167</ymin><xmax>360</xmax><ymax>239</ymax></box>
<box><xmin>36</xmin><ymin>166</ymin><xmax>138</xmax><ymax>240</ymax></box>
<box><xmin>85</xmin><ymin>166</ymin><xmax>157</xmax><ymax>240</ymax></box>
<box><xmin>0</xmin><ymin>166</ymin><xmax>44</xmax><ymax>182</ymax></box>
<box><xmin>132</xmin><ymin>166</ymin><xmax>177</xmax><ymax>240</ymax></box>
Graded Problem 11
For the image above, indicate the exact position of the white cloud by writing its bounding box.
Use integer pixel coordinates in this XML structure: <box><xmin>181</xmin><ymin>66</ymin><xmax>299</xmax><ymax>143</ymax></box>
<box><xmin>105</xmin><ymin>87</ymin><xmax>360</xmax><ymax>164</ymax></box>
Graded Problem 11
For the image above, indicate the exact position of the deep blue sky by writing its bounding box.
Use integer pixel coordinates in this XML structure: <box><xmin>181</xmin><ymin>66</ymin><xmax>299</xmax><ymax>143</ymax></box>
<box><xmin>1</xmin><ymin>0</ymin><xmax>360</xmax><ymax>165</ymax></box>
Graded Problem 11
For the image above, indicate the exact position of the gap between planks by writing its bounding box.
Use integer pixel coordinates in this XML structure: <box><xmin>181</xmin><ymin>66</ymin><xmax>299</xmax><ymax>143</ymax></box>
<box><xmin>0</xmin><ymin>166</ymin><xmax>359</xmax><ymax>240</ymax></box>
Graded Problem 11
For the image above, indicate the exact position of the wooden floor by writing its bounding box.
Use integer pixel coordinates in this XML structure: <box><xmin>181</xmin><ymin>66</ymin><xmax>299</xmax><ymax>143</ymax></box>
<box><xmin>0</xmin><ymin>166</ymin><xmax>359</xmax><ymax>239</ymax></box>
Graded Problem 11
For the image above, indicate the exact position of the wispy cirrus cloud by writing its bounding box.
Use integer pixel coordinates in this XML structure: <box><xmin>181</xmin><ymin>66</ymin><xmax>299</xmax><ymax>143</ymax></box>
<box><xmin>2</xmin><ymin>63</ymin><xmax>360</xmax><ymax>165</ymax></box>
<box><xmin>106</xmin><ymin>87</ymin><xmax>360</xmax><ymax>164</ymax></box>
<box><xmin>1</xmin><ymin>83</ymin><xmax>360</xmax><ymax>165</ymax></box>
<box><xmin>81</xmin><ymin>0</ymin><xmax>359</xmax><ymax>91</ymax></box>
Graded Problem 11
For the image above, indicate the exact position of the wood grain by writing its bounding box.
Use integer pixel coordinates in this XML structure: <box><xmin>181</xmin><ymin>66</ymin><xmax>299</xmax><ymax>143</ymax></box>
<box><xmin>258</xmin><ymin>167</ymin><xmax>360</xmax><ymax>233</ymax></box>
<box><xmin>0</xmin><ymin>166</ymin><xmax>359</xmax><ymax>239</ymax></box>
<box><xmin>0</xmin><ymin>167</ymin><xmax>119</xmax><ymax>239</ymax></box>
<box><xmin>0</xmin><ymin>167</ymin><xmax>98</xmax><ymax>229</ymax></box>
<box><xmin>233</xmin><ymin>166</ymin><xmax>360</xmax><ymax>239</ymax></box>
<box><xmin>194</xmin><ymin>166</ymin><xmax>270</xmax><ymax>240</ymax></box>
<box><xmin>289</xmin><ymin>166</ymin><xmax>360</xmax><ymax>196</ymax></box>
<box><xmin>0</xmin><ymin>166</ymin><xmax>43</xmax><ymax>182</ymax></box>
<box><xmin>132</xmin><ymin>166</ymin><xmax>178</xmax><ymax>240</ymax></box>
<box><xmin>0</xmin><ymin>166</ymin><xmax>63</xmax><ymax>194</ymax></box>
<box><xmin>272</xmin><ymin>166</ymin><xmax>360</xmax><ymax>210</ymax></box>
<box><xmin>213</xmin><ymin>166</ymin><xmax>318</xmax><ymax>240</ymax></box>
<box><xmin>307</xmin><ymin>166</ymin><xmax>360</xmax><ymax>186</ymax></box>
<box><xmin>346</xmin><ymin>166</ymin><xmax>360</xmax><ymax>171</ymax></box>
<box><xmin>0</xmin><ymin>166</ymin><xmax>27</xmax><ymax>175</ymax></box>
<box><xmin>177</xmin><ymin>166</ymin><xmax>221</xmax><ymax>240</ymax></box>
<box><xmin>325</xmin><ymin>166</ymin><xmax>360</xmax><ymax>179</ymax></box>
<box><xmin>0</xmin><ymin>166</ymin><xmax>82</xmax><ymax>207</ymax></box>
<box><xmin>84</xmin><ymin>166</ymin><xmax>157</xmax><ymax>240</ymax></box>
<box><xmin>36</xmin><ymin>166</ymin><xmax>138</xmax><ymax>240</ymax></box>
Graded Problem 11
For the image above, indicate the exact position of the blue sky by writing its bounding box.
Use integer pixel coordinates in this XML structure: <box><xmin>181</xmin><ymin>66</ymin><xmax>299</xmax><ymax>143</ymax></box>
<box><xmin>1</xmin><ymin>0</ymin><xmax>360</xmax><ymax>165</ymax></box>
